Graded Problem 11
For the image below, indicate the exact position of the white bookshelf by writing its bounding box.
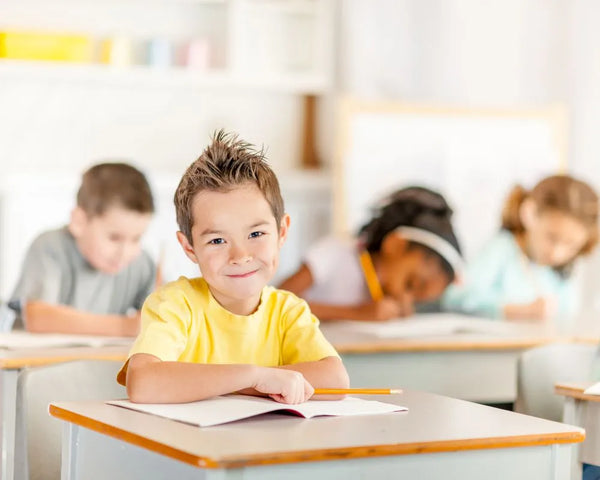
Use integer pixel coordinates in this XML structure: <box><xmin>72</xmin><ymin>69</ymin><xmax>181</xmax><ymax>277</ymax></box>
<box><xmin>0</xmin><ymin>0</ymin><xmax>335</xmax><ymax>93</ymax></box>
<box><xmin>0</xmin><ymin>59</ymin><xmax>331</xmax><ymax>93</ymax></box>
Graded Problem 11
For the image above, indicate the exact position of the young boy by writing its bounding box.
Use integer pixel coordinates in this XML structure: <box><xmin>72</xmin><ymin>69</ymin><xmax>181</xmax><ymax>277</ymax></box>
<box><xmin>9</xmin><ymin>162</ymin><xmax>156</xmax><ymax>336</ymax></box>
<box><xmin>117</xmin><ymin>131</ymin><xmax>349</xmax><ymax>405</ymax></box>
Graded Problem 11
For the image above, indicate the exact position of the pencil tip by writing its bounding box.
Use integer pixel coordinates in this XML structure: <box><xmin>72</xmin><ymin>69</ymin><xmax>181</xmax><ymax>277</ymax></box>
<box><xmin>390</xmin><ymin>389</ymin><xmax>403</xmax><ymax>394</ymax></box>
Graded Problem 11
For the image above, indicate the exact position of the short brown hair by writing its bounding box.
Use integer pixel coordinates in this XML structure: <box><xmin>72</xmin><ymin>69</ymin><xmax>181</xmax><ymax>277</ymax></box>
<box><xmin>77</xmin><ymin>162</ymin><xmax>154</xmax><ymax>217</ymax></box>
<box><xmin>175</xmin><ymin>130</ymin><xmax>284</xmax><ymax>243</ymax></box>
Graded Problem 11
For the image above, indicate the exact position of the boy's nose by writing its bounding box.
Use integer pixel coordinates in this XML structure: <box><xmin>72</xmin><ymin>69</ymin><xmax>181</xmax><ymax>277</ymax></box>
<box><xmin>229</xmin><ymin>244</ymin><xmax>252</xmax><ymax>264</ymax></box>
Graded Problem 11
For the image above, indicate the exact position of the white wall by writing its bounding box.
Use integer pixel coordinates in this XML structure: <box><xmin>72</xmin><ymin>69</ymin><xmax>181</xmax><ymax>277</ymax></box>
<box><xmin>338</xmin><ymin>0</ymin><xmax>599</xmax><ymax>180</ymax></box>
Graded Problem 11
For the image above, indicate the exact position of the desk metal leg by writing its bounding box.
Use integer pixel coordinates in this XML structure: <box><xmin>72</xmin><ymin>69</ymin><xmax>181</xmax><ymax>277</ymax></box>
<box><xmin>61</xmin><ymin>423</ymin><xmax>77</xmax><ymax>480</ymax></box>
<box><xmin>563</xmin><ymin>398</ymin><xmax>583</xmax><ymax>480</ymax></box>
<box><xmin>0</xmin><ymin>369</ymin><xmax>18</xmax><ymax>480</ymax></box>
<box><xmin>60</xmin><ymin>423</ymin><xmax>206</xmax><ymax>480</ymax></box>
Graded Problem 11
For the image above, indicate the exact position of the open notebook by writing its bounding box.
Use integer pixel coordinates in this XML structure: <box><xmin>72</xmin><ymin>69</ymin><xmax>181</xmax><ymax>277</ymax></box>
<box><xmin>0</xmin><ymin>331</ymin><xmax>133</xmax><ymax>349</ymax></box>
<box><xmin>108</xmin><ymin>394</ymin><xmax>407</xmax><ymax>427</ymax></box>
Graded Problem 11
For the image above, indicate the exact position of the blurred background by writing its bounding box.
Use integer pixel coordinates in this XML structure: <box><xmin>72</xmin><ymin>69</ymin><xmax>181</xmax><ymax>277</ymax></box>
<box><xmin>1</xmin><ymin>0</ymin><xmax>599</xmax><ymax>315</ymax></box>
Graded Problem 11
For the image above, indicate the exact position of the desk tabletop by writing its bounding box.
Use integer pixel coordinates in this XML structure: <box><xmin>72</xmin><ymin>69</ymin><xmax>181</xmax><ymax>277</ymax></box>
<box><xmin>50</xmin><ymin>389</ymin><xmax>584</xmax><ymax>470</ymax></box>
<box><xmin>320</xmin><ymin>321</ymin><xmax>564</xmax><ymax>354</ymax></box>
<box><xmin>555</xmin><ymin>382</ymin><xmax>600</xmax><ymax>403</ymax></box>
<box><xmin>0</xmin><ymin>345</ymin><xmax>129</xmax><ymax>369</ymax></box>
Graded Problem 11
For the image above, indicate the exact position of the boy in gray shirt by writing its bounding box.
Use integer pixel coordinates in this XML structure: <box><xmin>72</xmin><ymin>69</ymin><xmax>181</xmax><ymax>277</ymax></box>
<box><xmin>9</xmin><ymin>163</ymin><xmax>156</xmax><ymax>336</ymax></box>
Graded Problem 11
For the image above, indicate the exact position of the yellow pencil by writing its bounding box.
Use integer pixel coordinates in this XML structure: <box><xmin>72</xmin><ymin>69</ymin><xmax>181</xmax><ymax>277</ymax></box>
<box><xmin>358</xmin><ymin>250</ymin><xmax>384</xmax><ymax>301</ymax></box>
<box><xmin>314</xmin><ymin>388</ymin><xmax>402</xmax><ymax>395</ymax></box>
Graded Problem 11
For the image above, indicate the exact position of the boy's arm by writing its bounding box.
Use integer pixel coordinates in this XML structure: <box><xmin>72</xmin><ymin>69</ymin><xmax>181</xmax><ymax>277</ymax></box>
<box><xmin>24</xmin><ymin>301</ymin><xmax>140</xmax><ymax>336</ymax></box>
<box><xmin>237</xmin><ymin>357</ymin><xmax>349</xmax><ymax>400</ymax></box>
<box><xmin>125</xmin><ymin>353</ymin><xmax>314</xmax><ymax>404</ymax></box>
<box><xmin>279</xmin><ymin>356</ymin><xmax>349</xmax><ymax>395</ymax></box>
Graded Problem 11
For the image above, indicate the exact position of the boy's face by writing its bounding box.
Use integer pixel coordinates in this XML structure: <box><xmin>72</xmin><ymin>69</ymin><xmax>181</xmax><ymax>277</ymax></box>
<box><xmin>70</xmin><ymin>206</ymin><xmax>152</xmax><ymax>274</ymax></box>
<box><xmin>177</xmin><ymin>183</ymin><xmax>289</xmax><ymax>315</ymax></box>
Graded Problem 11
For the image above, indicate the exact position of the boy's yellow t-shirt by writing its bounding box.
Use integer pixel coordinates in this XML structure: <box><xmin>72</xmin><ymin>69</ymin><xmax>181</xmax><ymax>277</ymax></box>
<box><xmin>117</xmin><ymin>276</ymin><xmax>338</xmax><ymax>385</ymax></box>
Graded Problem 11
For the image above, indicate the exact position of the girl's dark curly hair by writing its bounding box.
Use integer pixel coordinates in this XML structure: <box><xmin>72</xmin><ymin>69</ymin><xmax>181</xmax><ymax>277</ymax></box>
<box><xmin>359</xmin><ymin>186</ymin><xmax>461</xmax><ymax>279</ymax></box>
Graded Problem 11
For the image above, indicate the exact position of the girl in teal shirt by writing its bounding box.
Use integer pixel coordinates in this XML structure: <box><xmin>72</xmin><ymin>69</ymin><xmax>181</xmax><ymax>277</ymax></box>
<box><xmin>443</xmin><ymin>175</ymin><xmax>598</xmax><ymax>328</ymax></box>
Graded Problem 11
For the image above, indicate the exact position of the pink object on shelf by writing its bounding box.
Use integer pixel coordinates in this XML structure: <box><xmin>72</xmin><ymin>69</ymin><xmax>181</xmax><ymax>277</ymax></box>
<box><xmin>183</xmin><ymin>39</ymin><xmax>210</xmax><ymax>70</ymax></box>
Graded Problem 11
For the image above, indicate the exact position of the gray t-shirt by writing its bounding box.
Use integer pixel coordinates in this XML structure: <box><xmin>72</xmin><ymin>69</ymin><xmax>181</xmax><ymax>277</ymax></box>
<box><xmin>9</xmin><ymin>226</ymin><xmax>156</xmax><ymax>329</ymax></box>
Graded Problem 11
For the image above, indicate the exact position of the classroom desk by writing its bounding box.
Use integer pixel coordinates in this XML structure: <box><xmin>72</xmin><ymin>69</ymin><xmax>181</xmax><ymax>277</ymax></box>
<box><xmin>556</xmin><ymin>382</ymin><xmax>600</xmax><ymax>479</ymax></box>
<box><xmin>50</xmin><ymin>389</ymin><xmax>583</xmax><ymax>480</ymax></box>
<box><xmin>321</xmin><ymin>321</ymin><xmax>579</xmax><ymax>404</ymax></box>
<box><xmin>0</xmin><ymin>345</ymin><xmax>129</xmax><ymax>480</ymax></box>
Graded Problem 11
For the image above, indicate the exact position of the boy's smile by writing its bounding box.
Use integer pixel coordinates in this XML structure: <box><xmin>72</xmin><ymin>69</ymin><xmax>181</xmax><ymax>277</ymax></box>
<box><xmin>177</xmin><ymin>183</ymin><xmax>289</xmax><ymax>315</ymax></box>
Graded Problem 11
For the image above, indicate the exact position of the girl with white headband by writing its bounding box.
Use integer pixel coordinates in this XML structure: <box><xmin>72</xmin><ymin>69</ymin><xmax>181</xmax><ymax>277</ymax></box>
<box><xmin>279</xmin><ymin>187</ymin><xmax>462</xmax><ymax>321</ymax></box>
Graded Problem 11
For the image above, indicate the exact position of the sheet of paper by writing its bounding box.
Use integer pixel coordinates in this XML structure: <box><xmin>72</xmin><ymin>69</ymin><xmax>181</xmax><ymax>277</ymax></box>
<box><xmin>0</xmin><ymin>331</ymin><xmax>133</xmax><ymax>349</ymax></box>
<box><xmin>108</xmin><ymin>394</ymin><xmax>406</xmax><ymax>427</ymax></box>
<box><xmin>341</xmin><ymin>313</ymin><xmax>535</xmax><ymax>338</ymax></box>
<box><xmin>584</xmin><ymin>382</ymin><xmax>600</xmax><ymax>395</ymax></box>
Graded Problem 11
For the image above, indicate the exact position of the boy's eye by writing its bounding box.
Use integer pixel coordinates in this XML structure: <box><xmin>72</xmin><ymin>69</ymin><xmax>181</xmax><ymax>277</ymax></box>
<box><xmin>208</xmin><ymin>238</ymin><xmax>225</xmax><ymax>245</ymax></box>
<box><xmin>249</xmin><ymin>231</ymin><xmax>264</xmax><ymax>239</ymax></box>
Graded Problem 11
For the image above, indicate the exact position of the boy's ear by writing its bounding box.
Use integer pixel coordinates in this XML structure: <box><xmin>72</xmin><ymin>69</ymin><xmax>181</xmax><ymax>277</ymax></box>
<box><xmin>68</xmin><ymin>207</ymin><xmax>87</xmax><ymax>238</ymax></box>
<box><xmin>519</xmin><ymin>198</ymin><xmax>537</xmax><ymax>229</ymax></box>
<box><xmin>278</xmin><ymin>214</ymin><xmax>291</xmax><ymax>248</ymax></box>
<box><xmin>381</xmin><ymin>232</ymin><xmax>409</xmax><ymax>256</ymax></box>
<box><xmin>176</xmin><ymin>231</ymin><xmax>199</xmax><ymax>264</ymax></box>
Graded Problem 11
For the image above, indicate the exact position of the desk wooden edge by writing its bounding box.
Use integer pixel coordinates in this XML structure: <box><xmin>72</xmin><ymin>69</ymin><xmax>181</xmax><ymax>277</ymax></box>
<box><xmin>0</xmin><ymin>353</ymin><xmax>127</xmax><ymax>369</ymax></box>
<box><xmin>555</xmin><ymin>383</ymin><xmax>600</xmax><ymax>403</ymax></box>
<box><xmin>49</xmin><ymin>403</ymin><xmax>585</xmax><ymax>470</ymax></box>
<box><xmin>334</xmin><ymin>337</ymin><xmax>560</xmax><ymax>354</ymax></box>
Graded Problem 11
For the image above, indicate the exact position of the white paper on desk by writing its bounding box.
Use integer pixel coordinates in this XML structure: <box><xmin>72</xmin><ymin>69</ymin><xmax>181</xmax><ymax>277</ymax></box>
<box><xmin>0</xmin><ymin>331</ymin><xmax>133</xmax><ymax>349</ymax></box>
<box><xmin>107</xmin><ymin>395</ymin><xmax>407</xmax><ymax>427</ymax></box>
<box><xmin>584</xmin><ymin>382</ymin><xmax>600</xmax><ymax>395</ymax></box>
<box><xmin>342</xmin><ymin>313</ymin><xmax>527</xmax><ymax>338</ymax></box>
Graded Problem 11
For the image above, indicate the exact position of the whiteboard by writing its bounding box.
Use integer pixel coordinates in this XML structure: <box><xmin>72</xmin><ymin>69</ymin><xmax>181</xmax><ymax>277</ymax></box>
<box><xmin>333</xmin><ymin>98</ymin><xmax>567</xmax><ymax>260</ymax></box>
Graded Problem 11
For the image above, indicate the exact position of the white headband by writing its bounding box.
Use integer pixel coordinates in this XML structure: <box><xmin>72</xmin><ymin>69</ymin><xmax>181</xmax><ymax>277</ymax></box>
<box><xmin>394</xmin><ymin>226</ymin><xmax>463</xmax><ymax>276</ymax></box>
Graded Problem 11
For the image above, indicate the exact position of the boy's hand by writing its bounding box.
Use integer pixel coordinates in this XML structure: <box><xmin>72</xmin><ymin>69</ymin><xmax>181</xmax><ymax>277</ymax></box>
<box><xmin>252</xmin><ymin>367</ymin><xmax>314</xmax><ymax>404</ymax></box>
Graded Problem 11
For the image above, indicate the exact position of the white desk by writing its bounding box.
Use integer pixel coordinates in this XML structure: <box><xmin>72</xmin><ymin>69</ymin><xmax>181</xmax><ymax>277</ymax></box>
<box><xmin>50</xmin><ymin>389</ymin><xmax>583</xmax><ymax>480</ymax></box>
<box><xmin>322</xmin><ymin>320</ymin><xmax>594</xmax><ymax>404</ymax></box>
<box><xmin>0</xmin><ymin>345</ymin><xmax>129</xmax><ymax>480</ymax></box>
<box><xmin>556</xmin><ymin>382</ymin><xmax>600</xmax><ymax>479</ymax></box>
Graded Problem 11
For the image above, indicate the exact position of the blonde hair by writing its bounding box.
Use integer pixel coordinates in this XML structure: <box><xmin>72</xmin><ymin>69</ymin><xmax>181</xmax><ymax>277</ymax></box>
<box><xmin>502</xmin><ymin>174</ymin><xmax>599</xmax><ymax>259</ymax></box>
<box><xmin>174</xmin><ymin>130</ymin><xmax>284</xmax><ymax>243</ymax></box>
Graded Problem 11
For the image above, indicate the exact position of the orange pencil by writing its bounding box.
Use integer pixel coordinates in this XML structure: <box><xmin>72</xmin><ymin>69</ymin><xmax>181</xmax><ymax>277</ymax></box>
<box><xmin>358</xmin><ymin>250</ymin><xmax>384</xmax><ymax>301</ymax></box>
<box><xmin>314</xmin><ymin>388</ymin><xmax>402</xmax><ymax>395</ymax></box>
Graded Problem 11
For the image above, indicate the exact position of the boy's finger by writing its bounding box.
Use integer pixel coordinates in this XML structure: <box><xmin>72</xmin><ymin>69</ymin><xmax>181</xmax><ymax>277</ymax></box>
<box><xmin>304</xmin><ymin>380</ymin><xmax>315</xmax><ymax>399</ymax></box>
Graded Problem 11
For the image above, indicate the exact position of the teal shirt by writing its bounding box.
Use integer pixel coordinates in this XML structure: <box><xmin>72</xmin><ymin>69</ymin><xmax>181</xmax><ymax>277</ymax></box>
<box><xmin>442</xmin><ymin>230</ymin><xmax>578</xmax><ymax>328</ymax></box>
